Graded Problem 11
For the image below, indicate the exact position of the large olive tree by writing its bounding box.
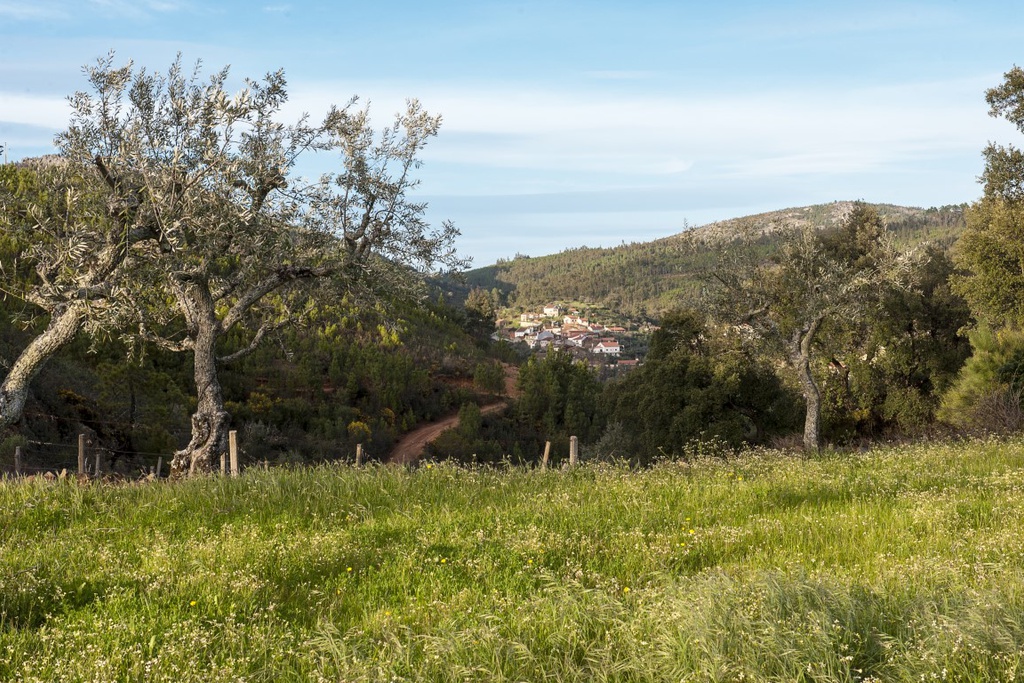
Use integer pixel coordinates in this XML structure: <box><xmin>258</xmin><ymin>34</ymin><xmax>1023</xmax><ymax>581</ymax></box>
<box><xmin>0</xmin><ymin>148</ymin><xmax>161</xmax><ymax>431</ymax></box>
<box><xmin>709</xmin><ymin>205</ymin><xmax>913</xmax><ymax>451</ymax></box>
<box><xmin>58</xmin><ymin>55</ymin><xmax>463</xmax><ymax>474</ymax></box>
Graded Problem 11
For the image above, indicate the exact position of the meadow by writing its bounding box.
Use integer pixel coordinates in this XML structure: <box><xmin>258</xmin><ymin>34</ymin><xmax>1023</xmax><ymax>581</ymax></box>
<box><xmin>3</xmin><ymin>439</ymin><xmax>1024</xmax><ymax>682</ymax></box>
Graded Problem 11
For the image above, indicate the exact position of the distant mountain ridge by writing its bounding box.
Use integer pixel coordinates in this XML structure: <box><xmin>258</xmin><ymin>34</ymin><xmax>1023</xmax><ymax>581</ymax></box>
<box><xmin>463</xmin><ymin>201</ymin><xmax>966</xmax><ymax>317</ymax></box>
<box><xmin>682</xmin><ymin>201</ymin><xmax>942</xmax><ymax>244</ymax></box>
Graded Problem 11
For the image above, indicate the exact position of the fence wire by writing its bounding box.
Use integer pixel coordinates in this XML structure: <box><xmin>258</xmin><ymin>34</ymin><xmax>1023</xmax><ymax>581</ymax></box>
<box><xmin>4</xmin><ymin>438</ymin><xmax>173</xmax><ymax>478</ymax></box>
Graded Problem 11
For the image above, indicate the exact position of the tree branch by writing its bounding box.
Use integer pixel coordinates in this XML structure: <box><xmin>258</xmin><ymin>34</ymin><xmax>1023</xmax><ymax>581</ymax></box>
<box><xmin>216</xmin><ymin>319</ymin><xmax>288</xmax><ymax>365</ymax></box>
<box><xmin>137</xmin><ymin>324</ymin><xmax>192</xmax><ymax>353</ymax></box>
<box><xmin>94</xmin><ymin>155</ymin><xmax>117</xmax><ymax>190</ymax></box>
<box><xmin>219</xmin><ymin>265</ymin><xmax>333</xmax><ymax>332</ymax></box>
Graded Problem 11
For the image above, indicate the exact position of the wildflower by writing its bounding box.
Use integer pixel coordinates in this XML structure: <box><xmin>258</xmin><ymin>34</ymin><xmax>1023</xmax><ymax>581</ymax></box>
<box><xmin>623</xmin><ymin>587</ymin><xmax>630</xmax><ymax>594</ymax></box>
<box><xmin>189</xmin><ymin>600</ymin><xmax>197</xmax><ymax>606</ymax></box>
<box><xmin>346</xmin><ymin>567</ymin><xmax>353</xmax><ymax>573</ymax></box>
<box><xmin>440</xmin><ymin>558</ymin><xmax>447</xmax><ymax>564</ymax></box>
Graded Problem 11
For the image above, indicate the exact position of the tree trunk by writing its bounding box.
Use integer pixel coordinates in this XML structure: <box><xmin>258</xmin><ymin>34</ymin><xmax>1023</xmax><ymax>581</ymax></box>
<box><xmin>795</xmin><ymin>350</ymin><xmax>822</xmax><ymax>452</ymax></box>
<box><xmin>171</xmin><ymin>286</ymin><xmax>230</xmax><ymax>475</ymax></box>
<box><xmin>790</xmin><ymin>316</ymin><xmax>824</xmax><ymax>452</ymax></box>
<box><xmin>0</xmin><ymin>303</ymin><xmax>84</xmax><ymax>430</ymax></box>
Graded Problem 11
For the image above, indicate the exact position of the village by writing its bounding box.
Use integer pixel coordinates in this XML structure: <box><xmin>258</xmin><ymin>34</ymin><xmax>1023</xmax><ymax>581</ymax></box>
<box><xmin>491</xmin><ymin>302</ymin><xmax>656</xmax><ymax>372</ymax></box>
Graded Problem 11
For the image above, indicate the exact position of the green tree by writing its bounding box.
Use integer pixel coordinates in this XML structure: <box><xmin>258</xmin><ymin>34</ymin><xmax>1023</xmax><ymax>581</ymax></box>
<box><xmin>457</xmin><ymin>402</ymin><xmax>483</xmax><ymax>439</ymax></box>
<box><xmin>937</xmin><ymin>325</ymin><xmax>1024</xmax><ymax>431</ymax></box>
<box><xmin>473</xmin><ymin>360</ymin><xmax>505</xmax><ymax>394</ymax></box>
<box><xmin>939</xmin><ymin>66</ymin><xmax>1024</xmax><ymax>434</ymax></box>
<box><xmin>58</xmin><ymin>55</ymin><xmax>464</xmax><ymax>473</ymax></box>
<box><xmin>823</xmin><ymin>246</ymin><xmax>971</xmax><ymax>438</ymax></box>
<box><xmin>709</xmin><ymin>204</ymin><xmax>913</xmax><ymax>450</ymax></box>
<box><xmin>0</xmin><ymin>154</ymin><xmax>162</xmax><ymax>431</ymax></box>
<box><xmin>952</xmin><ymin>66</ymin><xmax>1024</xmax><ymax>327</ymax></box>
<box><xmin>601</xmin><ymin>310</ymin><xmax>799</xmax><ymax>462</ymax></box>
<box><xmin>516</xmin><ymin>349</ymin><xmax>600</xmax><ymax>441</ymax></box>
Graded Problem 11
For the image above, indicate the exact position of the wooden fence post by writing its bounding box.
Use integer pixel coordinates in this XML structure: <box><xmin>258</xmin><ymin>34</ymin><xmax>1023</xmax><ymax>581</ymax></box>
<box><xmin>94</xmin><ymin>449</ymin><xmax>102</xmax><ymax>477</ymax></box>
<box><xmin>156</xmin><ymin>457</ymin><xmax>163</xmax><ymax>479</ymax></box>
<box><xmin>569</xmin><ymin>436</ymin><xmax>579</xmax><ymax>467</ymax></box>
<box><xmin>14</xmin><ymin>446</ymin><xmax>21</xmax><ymax>476</ymax></box>
<box><xmin>355</xmin><ymin>443</ymin><xmax>364</xmax><ymax>467</ymax></box>
<box><xmin>220</xmin><ymin>451</ymin><xmax>227</xmax><ymax>476</ymax></box>
<box><xmin>541</xmin><ymin>441</ymin><xmax>551</xmax><ymax>470</ymax></box>
<box><xmin>229</xmin><ymin>430</ymin><xmax>239</xmax><ymax>477</ymax></box>
<box><xmin>78</xmin><ymin>434</ymin><xmax>85</xmax><ymax>475</ymax></box>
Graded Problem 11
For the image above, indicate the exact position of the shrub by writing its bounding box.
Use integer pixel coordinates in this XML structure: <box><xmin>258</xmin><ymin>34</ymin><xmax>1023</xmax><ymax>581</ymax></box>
<box><xmin>939</xmin><ymin>325</ymin><xmax>1024</xmax><ymax>432</ymax></box>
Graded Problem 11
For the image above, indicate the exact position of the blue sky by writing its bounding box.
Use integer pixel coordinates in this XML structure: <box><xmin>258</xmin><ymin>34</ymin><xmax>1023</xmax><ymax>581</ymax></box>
<box><xmin>1</xmin><ymin>1</ymin><xmax>1023</xmax><ymax>266</ymax></box>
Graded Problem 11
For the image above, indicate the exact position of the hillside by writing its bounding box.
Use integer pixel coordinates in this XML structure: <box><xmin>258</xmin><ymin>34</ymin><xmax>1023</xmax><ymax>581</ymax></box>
<box><xmin>463</xmin><ymin>201</ymin><xmax>966</xmax><ymax>316</ymax></box>
<box><xmin>5</xmin><ymin>439</ymin><xmax>1024</xmax><ymax>680</ymax></box>
<box><xmin>1</xmin><ymin>293</ymin><xmax>496</xmax><ymax>473</ymax></box>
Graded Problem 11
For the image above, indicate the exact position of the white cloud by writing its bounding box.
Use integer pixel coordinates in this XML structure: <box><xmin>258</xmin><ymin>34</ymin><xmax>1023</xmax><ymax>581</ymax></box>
<box><xmin>441</xmin><ymin>83</ymin><xmax>998</xmax><ymax>176</ymax></box>
<box><xmin>2</xmin><ymin>69</ymin><xmax>1003</xmax><ymax>215</ymax></box>
<box><xmin>278</xmin><ymin>75</ymin><xmax>1008</xmax><ymax>207</ymax></box>
<box><xmin>0</xmin><ymin>93</ymin><xmax>71</xmax><ymax>130</ymax></box>
<box><xmin>0</xmin><ymin>1</ymin><xmax>69</xmax><ymax>20</ymax></box>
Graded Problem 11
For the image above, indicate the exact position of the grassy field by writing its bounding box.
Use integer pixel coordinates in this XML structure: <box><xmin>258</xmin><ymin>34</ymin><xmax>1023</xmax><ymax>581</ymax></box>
<box><xmin>4</xmin><ymin>439</ymin><xmax>1024</xmax><ymax>682</ymax></box>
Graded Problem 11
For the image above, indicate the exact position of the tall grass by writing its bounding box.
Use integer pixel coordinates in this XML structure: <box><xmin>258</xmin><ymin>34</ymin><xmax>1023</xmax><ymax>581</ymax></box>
<box><xmin>3</xmin><ymin>438</ymin><xmax>1024</xmax><ymax>681</ymax></box>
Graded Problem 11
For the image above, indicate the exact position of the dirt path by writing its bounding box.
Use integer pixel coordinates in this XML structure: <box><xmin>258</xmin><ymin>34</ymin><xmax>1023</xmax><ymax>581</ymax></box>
<box><xmin>387</xmin><ymin>363</ymin><xmax>519</xmax><ymax>466</ymax></box>
<box><xmin>387</xmin><ymin>401</ymin><xmax>509</xmax><ymax>465</ymax></box>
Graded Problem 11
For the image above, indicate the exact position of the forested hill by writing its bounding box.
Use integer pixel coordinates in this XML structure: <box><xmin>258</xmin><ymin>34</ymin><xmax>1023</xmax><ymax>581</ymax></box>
<box><xmin>462</xmin><ymin>201</ymin><xmax>966</xmax><ymax>317</ymax></box>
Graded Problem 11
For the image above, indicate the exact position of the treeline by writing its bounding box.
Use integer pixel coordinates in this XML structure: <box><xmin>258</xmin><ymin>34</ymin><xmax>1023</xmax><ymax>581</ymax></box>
<box><xmin>430</xmin><ymin>192</ymin><xmax>1015</xmax><ymax>463</ymax></box>
<box><xmin>0</xmin><ymin>276</ymin><xmax>498</xmax><ymax>471</ymax></box>
<box><xmin>462</xmin><ymin>202</ymin><xmax>967</xmax><ymax>317</ymax></box>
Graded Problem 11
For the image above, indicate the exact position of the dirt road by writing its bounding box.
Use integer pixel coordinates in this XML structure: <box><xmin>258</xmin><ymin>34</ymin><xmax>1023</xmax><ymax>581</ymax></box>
<box><xmin>387</xmin><ymin>401</ymin><xmax>509</xmax><ymax>465</ymax></box>
<box><xmin>386</xmin><ymin>364</ymin><xmax>519</xmax><ymax>466</ymax></box>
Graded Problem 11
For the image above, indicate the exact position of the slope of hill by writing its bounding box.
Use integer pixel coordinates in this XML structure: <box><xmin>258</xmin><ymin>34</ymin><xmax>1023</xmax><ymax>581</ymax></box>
<box><xmin>463</xmin><ymin>201</ymin><xmax>966</xmax><ymax>316</ymax></box>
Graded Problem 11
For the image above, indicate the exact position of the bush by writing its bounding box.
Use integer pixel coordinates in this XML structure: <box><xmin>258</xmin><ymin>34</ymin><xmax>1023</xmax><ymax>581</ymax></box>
<box><xmin>939</xmin><ymin>325</ymin><xmax>1024</xmax><ymax>433</ymax></box>
<box><xmin>473</xmin><ymin>361</ymin><xmax>505</xmax><ymax>394</ymax></box>
<box><xmin>601</xmin><ymin>310</ymin><xmax>801</xmax><ymax>463</ymax></box>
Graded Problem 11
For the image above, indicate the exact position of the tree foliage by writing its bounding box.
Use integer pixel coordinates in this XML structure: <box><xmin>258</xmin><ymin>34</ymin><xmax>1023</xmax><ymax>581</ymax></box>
<box><xmin>709</xmin><ymin>204</ymin><xmax>915</xmax><ymax>450</ymax></box>
<box><xmin>0</xmin><ymin>148</ymin><xmax>163</xmax><ymax>431</ymax></box>
<box><xmin>939</xmin><ymin>65</ymin><xmax>1024</xmax><ymax>434</ymax></box>
<box><xmin>51</xmin><ymin>54</ymin><xmax>464</xmax><ymax>473</ymax></box>
<box><xmin>952</xmin><ymin>66</ymin><xmax>1024</xmax><ymax>327</ymax></box>
<box><xmin>516</xmin><ymin>349</ymin><xmax>601</xmax><ymax>442</ymax></box>
<box><xmin>938</xmin><ymin>325</ymin><xmax>1024</xmax><ymax>433</ymax></box>
<box><xmin>820</xmin><ymin>246</ymin><xmax>971</xmax><ymax>439</ymax></box>
<box><xmin>600</xmin><ymin>310</ymin><xmax>799</xmax><ymax>462</ymax></box>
